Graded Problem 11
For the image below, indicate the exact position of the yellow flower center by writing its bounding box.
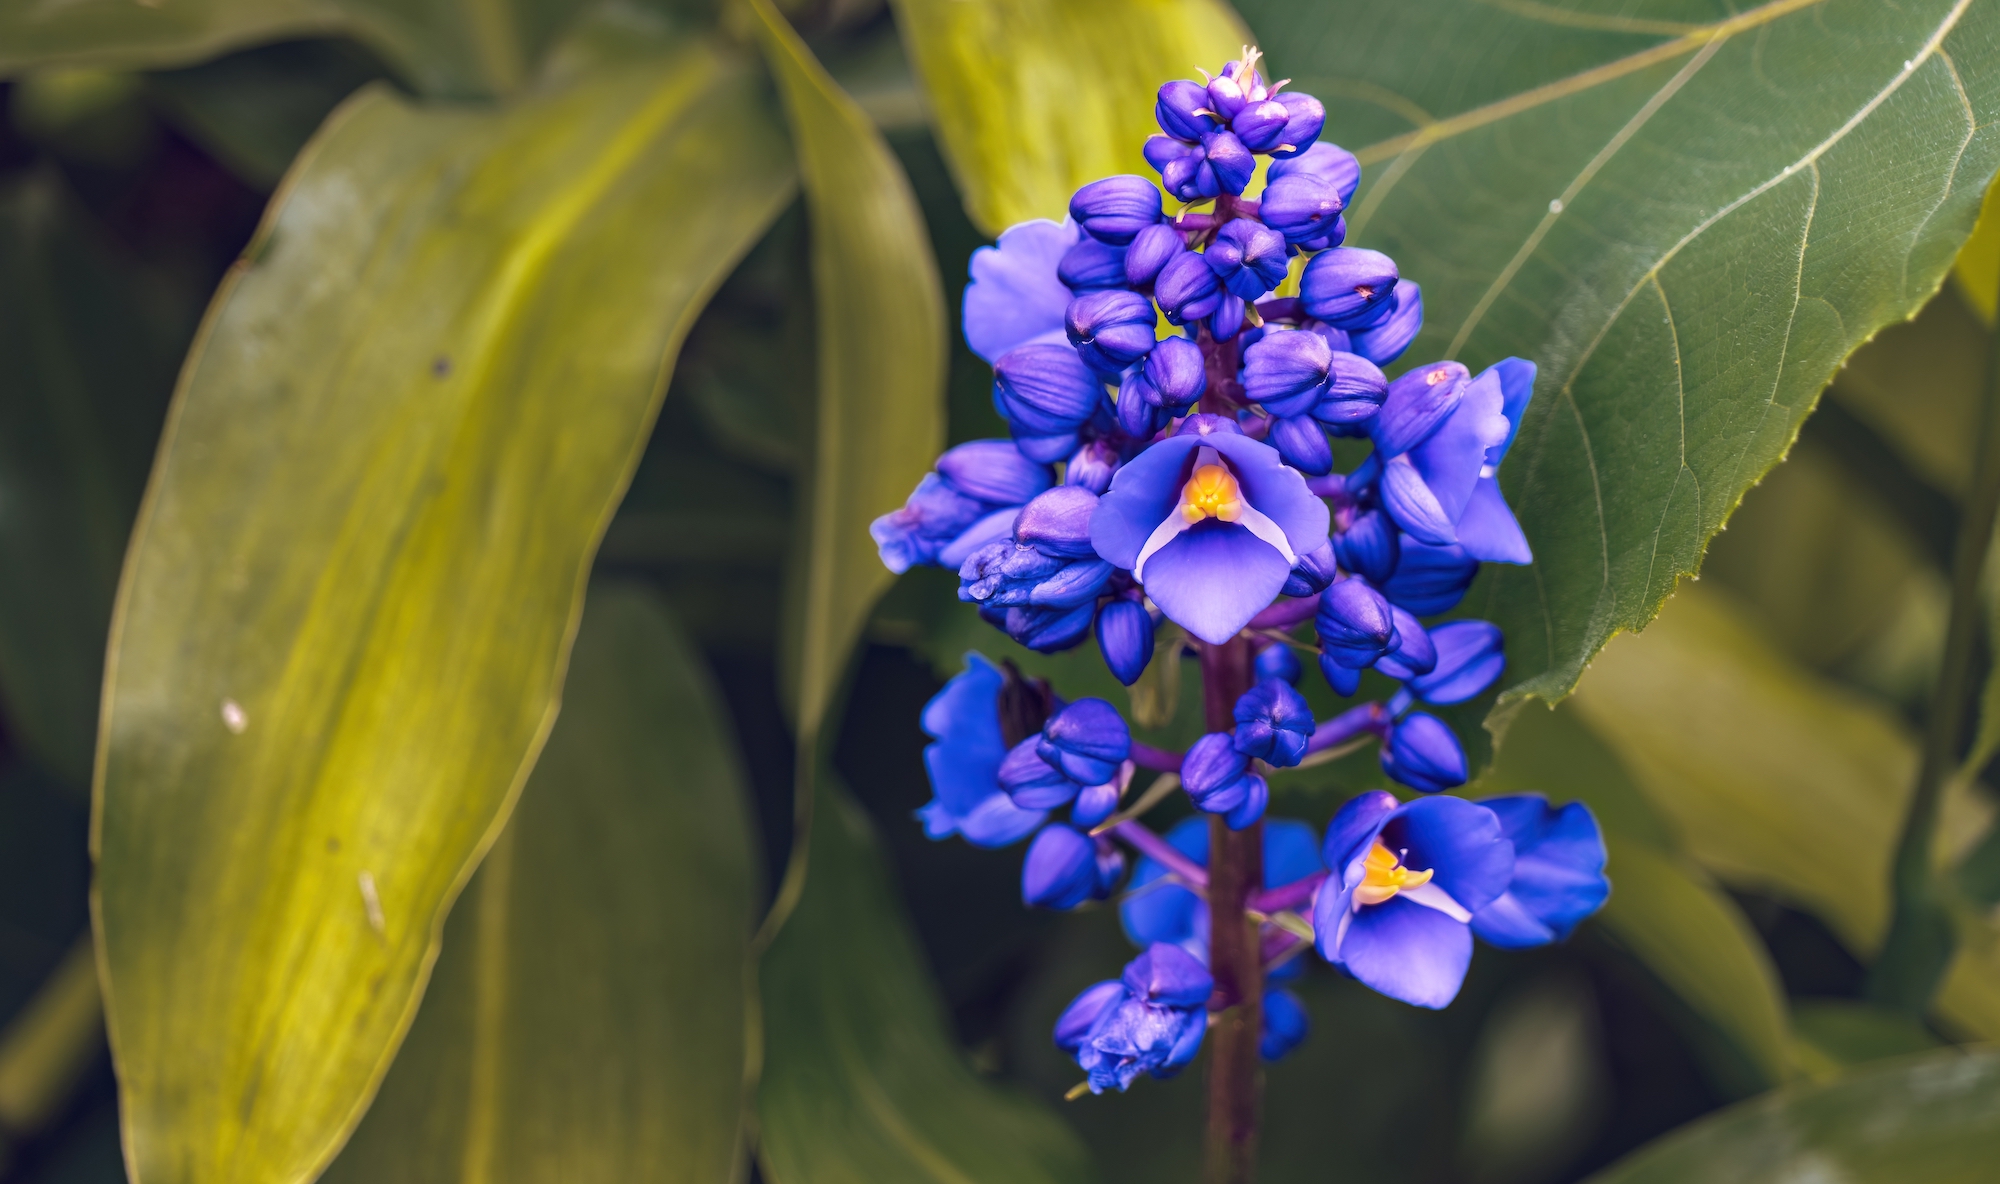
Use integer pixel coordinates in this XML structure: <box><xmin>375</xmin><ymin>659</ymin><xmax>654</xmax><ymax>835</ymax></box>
<box><xmin>1179</xmin><ymin>463</ymin><xmax>1245</xmax><ymax>524</ymax></box>
<box><xmin>1353</xmin><ymin>841</ymin><xmax>1434</xmax><ymax>907</ymax></box>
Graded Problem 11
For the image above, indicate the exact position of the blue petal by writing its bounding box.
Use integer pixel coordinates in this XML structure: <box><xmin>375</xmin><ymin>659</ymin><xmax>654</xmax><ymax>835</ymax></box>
<box><xmin>1381</xmin><ymin>454</ymin><xmax>1456</xmax><ymax>546</ymax></box>
<box><xmin>1347</xmin><ymin>281</ymin><xmax>1423</xmax><ymax>366</ymax></box>
<box><xmin>1323</xmin><ymin>789</ymin><xmax>1399</xmax><ymax>873</ymax></box>
<box><xmin>937</xmin><ymin>507</ymin><xmax>1020</xmax><ymax>571</ymax></box>
<box><xmin>951</xmin><ymin>792</ymin><xmax>1049</xmax><ymax>848</ymax></box>
<box><xmin>1480</xmin><ymin>795</ymin><xmax>1609</xmax><ymax>941</ymax></box>
<box><xmin>965</xmin><ymin>219</ymin><xmax>1078</xmax><ymax>363</ymax></box>
<box><xmin>1203</xmin><ymin>431</ymin><xmax>1333</xmax><ymax>557</ymax></box>
<box><xmin>1055</xmin><ymin>980</ymin><xmax>1128</xmax><ymax>1051</ymax></box>
<box><xmin>1385</xmin><ymin>795</ymin><xmax>1513</xmax><ymax>914</ymax></box>
<box><xmin>1339</xmin><ymin>895</ymin><xmax>1473</xmax><ymax>1008</ymax></box>
<box><xmin>1469</xmin><ymin>891</ymin><xmax>1558</xmax><ymax>949</ymax></box>
<box><xmin>1456</xmin><ymin>475</ymin><xmax>1533</xmax><ymax>564</ymax></box>
<box><xmin>1410</xmin><ymin>367</ymin><xmax>1509</xmax><ymax>525</ymax></box>
<box><xmin>1141</xmin><ymin>520</ymin><xmax>1294</xmax><ymax>645</ymax></box>
<box><xmin>1484</xmin><ymin>356</ymin><xmax>1538</xmax><ymax>468</ymax></box>
<box><xmin>1124</xmin><ymin>942</ymin><xmax>1215</xmax><ymax>1006</ymax></box>
<box><xmin>1410</xmin><ymin>621</ymin><xmax>1505</xmax><ymax>704</ymax></box>
<box><xmin>1120</xmin><ymin>817</ymin><xmax>1209</xmax><ymax>949</ymax></box>
<box><xmin>1265</xmin><ymin>818</ymin><xmax>1323</xmax><ymax>887</ymax></box>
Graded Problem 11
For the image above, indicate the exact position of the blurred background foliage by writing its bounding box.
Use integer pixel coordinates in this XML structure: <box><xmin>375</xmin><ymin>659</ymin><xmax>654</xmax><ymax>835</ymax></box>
<box><xmin>0</xmin><ymin>0</ymin><xmax>1996</xmax><ymax>1182</ymax></box>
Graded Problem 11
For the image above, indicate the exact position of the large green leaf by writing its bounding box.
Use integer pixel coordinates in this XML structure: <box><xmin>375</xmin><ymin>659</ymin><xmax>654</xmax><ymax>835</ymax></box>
<box><xmin>1236</xmin><ymin>0</ymin><xmax>2000</xmax><ymax>712</ymax></box>
<box><xmin>757</xmin><ymin>782</ymin><xmax>1098</xmax><ymax>1184</ymax></box>
<box><xmin>0</xmin><ymin>173</ymin><xmax>182</xmax><ymax>787</ymax></box>
<box><xmin>92</xmin><ymin>47</ymin><xmax>792</xmax><ymax>1184</ymax></box>
<box><xmin>749</xmin><ymin>0</ymin><xmax>946</xmax><ymax>745</ymax></box>
<box><xmin>1565</xmin><ymin>584</ymin><xmax>2000</xmax><ymax>1037</ymax></box>
<box><xmin>890</xmin><ymin>0</ymin><xmax>1249</xmax><ymax>234</ymax></box>
<box><xmin>319</xmin><ymin>583</ymin><xmax>759</xmax><ymax>1184</ymax></box>
<box><xmin>1585</xmin><ymin>1047</ymin><xmax>2000</xmax><ymax>1183</ymax></box>
<box><xmin>0</xmin><ymin>0</ymin><xmax>654</xmax><ymax>97</ymax></box>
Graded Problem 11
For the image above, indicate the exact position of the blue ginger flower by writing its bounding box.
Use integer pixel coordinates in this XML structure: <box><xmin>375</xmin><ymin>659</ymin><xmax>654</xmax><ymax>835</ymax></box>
<box><xmin>1301</xmin><ymin>247</ymin><xmax>1400</xmax><ymax>329</ymax></box>
<box><xmin>1315</xmin><ymin>575</ymin><xmax>1397</xmax><ymax>695</ymax></box>
<box><xmin>1179</xmin><ymin>732</ymin><xmax>1269</xmax><ymax>827</ymax></box>
<box><xmin>1206</xmin><ymin>219</ymin><xmax>1291</xmax><ymax>300</ymax></box>
<box><xmin>1241</xmin><ymin>329</ymin><xmax>1386</xmax><ymax>426</ymax></box>
<box><xmin>1371</xmin><ymin>359</ymin><xmax>1520</xmax><ymax>552</ymax></box>
<box><xmin>1023</xmin><ymin>823</ymin><xmax>1126</xmax><ymax>909</ymax></box>
<box><xmin>1058</xmin><ymin>943</ymin><xmax>1213</xmax><ymax>1093</ymax></box>
<box><xmin>1314</xmin><ymin>791</ymin><xmax>1514</xmax><ymax>1008</ymax></box>
<box><xmin>1380</xmin><ymin>711</ymin><xmax>1468</xmax><ymax>792</ymax></box>
<box><xmin>914</xmin><ymin>654</ymin><xmax>1049</xmax><ymax>848</ymax></box>
<box><xmin>1057</xmin><ymin>236</ymin><xmax>1129</xmax><ymax>291</ymax></box>
<box><xmin>1067</xmin><ymin>288</ymin><xmax>1157</xmax><ymax>375</ymax></box>
<box><xmin>963</xmin><ymin>219</ymin><xmax>1077</xmax><ymax>364</ymax></box>
<box><xmin>1096</xmin><ymin>596</ymin><xmax>1156</xmax><ymax>686</ymax></box>
<box><xmin>1378</xmin><ymin>533</ymin><xmax>1480</xmax><ymax>616</ymax></box>
<box><xmin>1469</xmin><ymin>795</ymin><xmax>1609</xmax><ymax>948</ymax></box>
<box><xmin>1089</xmin><ymin>415</ymin><xmax>1329</xmax><ymax>645</ymax></box>
<box><xmin>959</xmin><ymin>488</ymin><xmax>1115</xmax><ymax>643</ymax></box>
<box><xmin>999</xmin><ymin>697</ymin><xmax>1132</xmax><ymax>814</ymax></box>
<box><xmin>1233</xmin><ymin>679</ymin><xmax>1315</xmax><ymax>767</ymax></box>
<box><xmin>1070</xmin><ymin>176</ymin><xmax>1164</xmax><ymax>244</ymax></box>
<box><xmin>871</xmin><ymin>439</ymin><xmax>1053</xmax><ymax>573</ymax></box>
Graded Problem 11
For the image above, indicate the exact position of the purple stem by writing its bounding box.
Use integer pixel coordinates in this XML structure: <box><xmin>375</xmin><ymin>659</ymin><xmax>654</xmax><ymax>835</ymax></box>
<box><xmin>1110</xmin><ymin>820</ymin><xmax>1209</xmax><ymax>890</ymax></box>
<box><xmin>1307</xmin><ymin>701</ymin><xmax>1390</xmax><ymax>754</ymax></box>
<box><xmin>1247</xmin><ymin>597</ymin><xmax>1317</xmax><ymax>631</ymax></box>
<box><xmin>1251</xmin><ymin>870</ymin><xmax>1327</xmax><ymax>915</ymax></box>
<box><xmin>1131</xmin><ymin>742</ymin><xmax>1184</xmax><ymax>773</ymax></box>
<box><xmin>1260</xmin><ymin>927</ymin><xmax>1306</xmax><ymax>966</ymax></box>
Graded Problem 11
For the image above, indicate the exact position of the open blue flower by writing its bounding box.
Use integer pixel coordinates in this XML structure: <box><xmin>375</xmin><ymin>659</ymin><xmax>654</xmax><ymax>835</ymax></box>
<box><xmin>963</xmin><ymin>219</ymin><xmax>1076</xmax><ymax>364</ymax></box>
<box><xmin>1091</xmin><ymin>415</ymin><xmax>1330</xmax><ymax>644</ymax></box>
<box><xmin>1469</xmin><ymin>795</ymin><xmax>1609</xmax><ymax>948</ymax></box>
<box><xmin>1313</xmin><ymin>792</ymin><xmax>1513</xmax><ymax>1008</ymax></box>
<box><xmin>915</xmin><ymin>654</ymin><xmax>1048</xmax><ymax>848</ymax></box>
<box><xmin>1369</xmin><ymin>358</ymin><xmax>1535</xmax><ymax>558</ymax></box>
<box><xmin>1059</xmin><ymin>943</ymin><xmax>1213</xmax><ymax>1093</ymax></box>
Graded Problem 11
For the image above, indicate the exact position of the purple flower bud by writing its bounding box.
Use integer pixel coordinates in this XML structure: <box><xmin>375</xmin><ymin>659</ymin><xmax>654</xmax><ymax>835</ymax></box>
<box><xmin>1155</xmin><ymin>251</ymin><xmax>1223</xmax><ymax>324</ymax></box>
<box><xmin>1124</xmin><ymin>223</ymin><xmax>1186</xmax><ymax>287</ymax></box>
<box><xmin>1373</xmin><ymin>361</ymin><xmax>1470</xmax><ymax>456</ymax></box>
<box><xmin>1254</xmin><ymin>639</ymin><xmax>1303</xmax><ymax>685</ymax></box>
<box><xmin>1156</xmin><ymin>79</ymin><xmax>1219</xmax><ymax>141</ymax></box>
<box><xmin>1381</xmin><ymin>711</ymin><xmax>1468</xmax><ymax>792</ymax></box>
<box><xmin>1281</xmin><ymin>538</ymin><xmax>1339</xmax><ymax>597</ymax></box>
<box><xmin>1381</xmin><ymin>536</ymin><xmax>1479</xmax><ymax>616</ymax></box>
<box><xmin>1058</xmin><ymin>236</ymin><xmax>1129</xmax><ymax>291</ymax></box>
<box><xmin>1260</xmin><ymin>172</ymin><xmax>1344</xmax><ymax>246</ymax></box>
<box><xmin>1333</xmin><ymin>509</ymin><xmax>1400</xmax><ymax>584</ymax></box>
<box><xmin>871</xmin><ymin>472</ymin><xmax>988</xmax><ymax>573</ymax></box>
<box><xmin>1065</xmin><ymin>439</ymin><xmax>1119</xmax><ymax>494</ymax></box>
<box><xmin>1055</xmin><ymin>980</ymin><xmax>1127</xmax><ymax>1051</ymax></box>
<box><xmin>1269</xmin><ymin>141</ymin><xmax>1360</xmax><ymax>205</ymax></box>
<box><xmin>1234</xmin><ymin>680</ymin><xmax>1316</xmax><ymax>767</ymax></box>
<box><xmin>1409</xmin><ymin>620</ymin><xmax>1504</xmax><ymax>704</ymax></box>
<box><xmin>1314</xmin><ymin>352</ymin><xmax>1389</xmax><ymax>425</ymax></box>
<box><xmin>1232</xmin><ymin>97</ymin><xmax>1291</xmax><ymax>151</ymax></box>
<box><xmin>958</xmin><ymin>539</ymin><xmax>1064</xmax><ymax>605</ymax></box>
<box><xmin>993</xmin><ymin>343</ymin><xmax>1103</xmax><ymax>436</ymax></box>
<box><xmin>1012</xmin><ymin>431</ymin><xmax>1082</xmax><ymax>465</ymax></box>
<box><xmin>1301</xmin><ymin>247</ymin><xmax>1399</xmax><ymax>328</ymax></box>
<box><xmin>1039</xmin><ymin>698</ymin><xmax>1132</xmax><ymax>785</ymax></box>
<box><xmin>1116</xmin><ymin>371</ymin><xmax>1167</xmax><ymax>437</ymax></box>
<box><xmin>1260</xmin><ymin>987</ymin><xmax>1310</xmax><ymax>1060</ymax></box>
<box><xmin>1070</xmin><ymin>176</ymin><xmax>1164</xmax><ymax>245</ymax></box>
<box><xmin>1014</xmin><ymin>485</ymin><xmax>1101</xmax><ymax>557</ymax></box>
<box><xmin>1124</xmin><ymin>941</ymin><xmax>1214</xmax><ymax>1006</ymax></box>
<box><xmin>1144</xmin><ymin>336</ymin><xmax>1207</xmax><ymax>409</ymax></box>
<box><xmin>1201</xmin><ymin>130</ymin><xmax>1257</xmax><ymax>195</ymax></box>
<box><xmin>1374</xmin><ymin>606</ymin><xmax>1437</xmax><ymax>679</ymax></box>
<box><xmin>1182</xmin><ymin>731</ymin><xmax>1261</xmax><ymax>816</ymax></box>
<box><xmin>1161</xmin><ymin>153</ymin><xmax>1222</xmax><ymax>203</ymax></box>
<box><xmin>1005</xmin><ymin>602</ymin><xmax>1098</xmax><ymax>652</ymax></box>
<box><xmin>935</xmin><ymin>439</ymin><xmax>1053</xmax><ymax>505</ymax></box>
<box><xmin>1206</xmin><ymin>219</ymin><xmax>1291</xmax><ymax>300</ymax></box>
<box><xmin>1268</xmin><ymin>414</ymin><xmax>1331</xmax><ymax>475</ymax></box>
<box><xmin>1244</xmin><ymin>330</ymin><xmax>1333</xmax><ymax>417</ymax></box>
<box><xmin>1316</xmin><ymin>576</ymin><xmax>1397</xmax><ymax>669</ymax></box>
<box><xmin>1206</xmin><ymin>65</ymin><xmax>1260</xmax><ymax>122</ymax></box>
<box><xmin>1067</xmin><ymin>289</ymin><xmax>1158</xmax><ymax>375</ymax></box>
<box><xmin>1293</xmin><ymin>217</ymin><xmax>1348</xmax><ymax>252</ymax></box>
<box><xmin>1224</xmin><ymin>774</ymin><xmax>1269</xmax><ymax>830</ymax></box>
<box><xmin>1209</xmin><ymin>293</ymin><xmax>1247</xmax><ymax>341</ymax></box>
<box><xmin>1319</xmin><ymin>650</ymin><xmax>1361</xmax><ymax>696</ymax></box>
<box><xmin>1096</xmin><ymin>598</ymin><xmax>1156</xmax><ymax>686</ymax></box>
<box><xmin>1266</xmin><ymin>92</ymin><xmax>1326</xmax><ymax>159</ymax></box>
<box><xmin>1023</xmin><ymin>824</ymin><xmax>1102</xmax><ymax>909</ymax></box>
<box><xmin>1000</xmin><ymin>735</ymin><xmax>1078</xmax><ymax>808</ymax></box>
<box><xmin>1381</xmin><ymin>453</ymin><xmax>1454</xmax><ymax>546</ymax></box>
<box><xmin>1073</xmin><ymin>779</ymin><xmax>1121</xmax><ymax>828</ymax></box>
<box><xmin>1348</xmin><ymin>281</ymin><xmax>1423</xmax><ymax>366</ymax></box>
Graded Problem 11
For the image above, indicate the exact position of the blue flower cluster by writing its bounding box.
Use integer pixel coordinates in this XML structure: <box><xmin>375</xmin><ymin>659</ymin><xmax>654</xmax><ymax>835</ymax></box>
<box><xmin>884</xmin><ymin>48</ymin><xmax>1613</xmax><ymax>1096</ymax></box>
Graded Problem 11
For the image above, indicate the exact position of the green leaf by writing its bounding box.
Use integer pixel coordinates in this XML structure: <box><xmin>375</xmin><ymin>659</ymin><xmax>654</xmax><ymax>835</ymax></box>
<box><xmin>1237</xmin><ymin>0</ymin><xmax>2000</xmax><ymax>712</ymax></box>
<box><xmin>92</xmin><ymin>48</ymin><xmax>792</xmax><ymax>1184</ymax></box>
<box><xmin>0</xmin><ymin>172</ymin><xmax>183</xmax><ymax>788</ymax></box>
<box><xmin>1472</xmin><ymin>705</ymin><xmax>1794</xmax><ymax>1091</ymax></box>
<box><xmin>889</xmin><ymin>0</ymin><xmax>1249</xmax><ymax>234</ymax></box>
<box><xmin>746</xmin><ymin>0</ymin><xmax>945</xmax><ymax>740</ymax></box>
<box><xmin>0</xmin><ymin>0</ymin><xmax>658</xmax><ymax>98</ymax></box>
<box><xmin>318</xmin><ymin>583</ymin><xmax>759</xmax><ymax>1184</ymax></box>
<box><xmin>756</xmin><ymin>781</ymin><xmax>1098</xmax><ymax>1184</ymax></box>
<box><xmin>1564</xmin><ymin>584</ymin><xmax>2000</xmax><ymax>1038</ymax></box>
<box><xmin>1790</xmin><ymin>1000</ymin><xmax>1941</xmax><ymax>1071</ymax></box>
<box><xmin>1584</xmin><ymin>1046</ymin><xmax>2000</xmax><ymax>1184</ymax></box>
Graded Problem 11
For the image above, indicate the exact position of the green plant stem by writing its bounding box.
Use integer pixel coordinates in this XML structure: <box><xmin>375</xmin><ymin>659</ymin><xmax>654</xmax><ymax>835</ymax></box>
<box><xmin>1866</xmin><ymin>285</ymin><xmax>2000</xmax><ymax>1012</ymax></box>
<box><xmin>1200</xmin><ymin>636</ymin><xmax>1261</xmax><ymax>1184</ymax></box>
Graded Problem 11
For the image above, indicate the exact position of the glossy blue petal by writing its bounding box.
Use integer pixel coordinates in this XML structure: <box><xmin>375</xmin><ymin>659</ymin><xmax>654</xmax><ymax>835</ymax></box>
<box><xmin>1014</xmin><ymin>485</ymin><xmax>1100</xmax><ymax>558</ymax></box>
<box><xmin>1055</xmin><ymin>980</ymin><xmax>1128</xmax><ymax>1051</ymax></box>
<box><xmin>1023</xmin><ymin>824</ymin><xmax>1103</xmax><ymax>909</ymax></box>
<box><xmin>1474</xmin><ymin>795</ymin><xmax>1609</xmax><ymax>944</ymax></box>
<box><xmin>999</xmin><ymin>735</ymin><xmax>1079</xmax><ymax>809</ymax></box>
<box><xmin>993</xmin><ymin>343</ymin><xmax>1104</xmax><ymax>436</ymax></box>
<box><xmin>1322</xmin><ymin>790</ymin><xmax>1400</xmax><ymax>872</ymax></box>
<box><xmin>1484</xmin><ymin>356</ymin><xmax>1538</xmax><ymax>467</ymax></box>
<box><xmin>1373</xmin><ymin>605</ymin><xmax>1437</xmax><ymax>680</ymax></box>
<box><xmin>1380</xmin><ymin>535</ymin><xmax>1479</xmax><ymax>616</ymax></box>
<box><xmin>1097</xmin><ymin>599</ymin><xmax>1156</xmax><ymax>685</ymax></box>
<box><xmin>1333</xmin><ymin>508</ymin><xmax>1399</xmax><ymax>584</ymax></box>
<box><xmin>1224</xmin><ymin>774</ymin><xmax>1269</xmax><ymax>829</ymax></box>
<box><xmin>1124</xmin><ymin>941</ymin><xmax>1215</xmax><ymax>1006</ymax></box>
<box><xmin>936</xmin><ymin>439</ymin><xmax>1052</xmax><ymax>504</ymax></box>
<box><xmin>1260</xmin><ymin>988</ymin><xmax>1310</xmax><ymax>1060</ymax></box>
<box><xmin>1381</xmin><ymin>453</ymin><xmax>1456</xmax><ymax>546</ymax></box>
<box><xmin>1383</xmin><ymin>794</ymin><xmax>1513</xmax><ymax>913</ymax></box>
<box><xmin>1409</xmin><ymin>364</ymin><xmax>1509</xmax><ymax>525</ymax></box>
<box><xmin>1255</xmin><ymin>640</ymin><xmax>1303</xmax><ymax>685</ymax></box>
<box><xmin>1004</xmin><ymin>601</ymin><xmax>1098</xmax><ymax>653</ymax></box>
<box><xmin>1268</xmin><ymin>141</ymin><xmax>1359</xmax><ymax>205</ymax></box>
<box><xmin>1144</xmin><ymin>521</ymin><xmax>1294</xmax><ymax>646</ymax></box>
<box><xmin>1456</xmin><ymin>476</ymin><xmax>1533</xmax><ymax>564</ymax></box>
<box><xmin>1346</xmin><ymin>282</ymin><xmax>1422</xmax><ymax>366</ymax></box>
<box><xmin>1339</xmin><ymin>895</ymin><xmax>1475</xmax><ymax>1009</ymax></box>
<box><xmin>1373</xmin><ymin>361</ymin><xmax>1470</xmax><ymax>457</ymax></box>
<box><xmin>964</xmin><ymin>219</ymin><xmax>1076</xmax><ymax>363</ymax></box>
<box><xmin>1264</xmin><ymin>817</ymin><xmax>1323</xmax><ymax>887</ymax></box>
<box><xmin>1410</xmin><ymin>621</ymin><xmax>1505</xmax><ymax>704</ymax></box>
<box><xmin>1070</xmin><ymin>175</ymin><xmax>1163</xmax><ymax>244</ymax></box>
<box><xmin>1040</xmin><ymin>698</ymin><xmax>1131</xmax><ymax>784</ymax></box>
<box><xmin>1381</xmin><ymin>711</ymin><xmax>1469</xmax><ymax>793</ymax></box>
<box><xmin>916</xmin><ymin>654</ymin><xmax>1047</xmax><ymax>847</ymax></box>
<box><xmin>1234</xmin><ymin>679</ymin><xmax>1316</xmax><ymax>767</ymax></box>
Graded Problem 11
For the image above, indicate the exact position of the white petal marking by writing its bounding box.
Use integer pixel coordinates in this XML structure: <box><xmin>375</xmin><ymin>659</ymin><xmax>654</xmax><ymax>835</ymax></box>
<box><xmin>1401</xmin><ymin>881</ymin><xmax>1472</xmax><ymax>923</ymax></box>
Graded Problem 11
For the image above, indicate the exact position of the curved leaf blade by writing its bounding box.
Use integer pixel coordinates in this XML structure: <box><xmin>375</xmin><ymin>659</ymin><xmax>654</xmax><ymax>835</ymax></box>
<box><xmin>757</xmin><ymin>783</ymin><xmax>1098</xmax><ymax>1184</ymax></box>
<box><xmin>92</xmin><ymin>49</ymin><xmax>793</xmax><ymax>1184</ymax></box>
<box><xmin>1585</xmin><ymin>1046</ymin><xmax>2000</xmax><ymax>1183</ymax></box>
<box><xmin>1239</xmin><ymin>0</ymin><xmax>2000</xmax><ymax>709</ymax></box>
<box><xmin>318</xmin><ymin>583</ymin><xmax>760</xmax><ymax>1184</ymax></box>
<box><xmin>890</xmin><ymin>0</ymin><xmax>1249</xmax><ymax>234</ymax></box>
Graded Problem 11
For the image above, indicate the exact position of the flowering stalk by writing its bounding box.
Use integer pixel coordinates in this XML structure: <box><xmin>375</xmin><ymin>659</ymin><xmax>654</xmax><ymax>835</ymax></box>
<box><xmin>1868</xmin><ymin>277</ymin><xmax>2000</xmax><ymax>1012</ymax></box>
<box><xmin>1200</xmin><ymin>637</ymin><xmax>1263</xmax><ymax>1184</ymax></box>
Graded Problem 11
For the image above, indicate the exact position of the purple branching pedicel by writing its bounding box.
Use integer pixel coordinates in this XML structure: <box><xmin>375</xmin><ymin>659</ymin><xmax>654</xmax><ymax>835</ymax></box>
<box><xmin>875</xmin><ymin>45</ymin><xmax>1611</xmax><ymax>1183</ymax></box>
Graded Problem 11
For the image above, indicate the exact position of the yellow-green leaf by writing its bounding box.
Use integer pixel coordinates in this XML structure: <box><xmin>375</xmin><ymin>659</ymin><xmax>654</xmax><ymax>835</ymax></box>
<box><xmin>92</xmin><ymin>47</ymin><xmax>792</xmax><ymax>1184</ymax></box>
<box><xmin>747</xmin><ymin>0</ymin><xmax>945</xmax><ymax>742</ymax></box>
<box><xmin>319</xmin><ymin>583</ymin><xmax>760</xmax><ymax>1184</ymax></box>
<box><xmin>891</xmin><ymin>0</ymin><xmax>1249</xmax><ymax>234</ymax></box>
<box><xmin>757</xmin><ymin>782</ymin><xmax>1098</xmax><ymax>1184</ymax></box>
